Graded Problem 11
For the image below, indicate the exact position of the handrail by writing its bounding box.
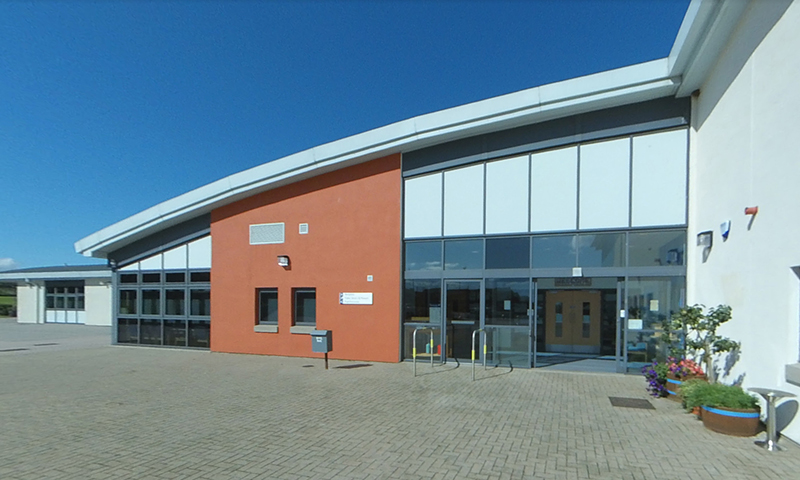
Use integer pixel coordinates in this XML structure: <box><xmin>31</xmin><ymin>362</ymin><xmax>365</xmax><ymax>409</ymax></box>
<box><xmin>472</xmin><ymin>328</ymin><xmax>487</xmax><ymax>381</ymax></box>
<box><xmin>412</xmin><ymin>327</ymin><xmax>436</xmax><ymax>377</ymax></box>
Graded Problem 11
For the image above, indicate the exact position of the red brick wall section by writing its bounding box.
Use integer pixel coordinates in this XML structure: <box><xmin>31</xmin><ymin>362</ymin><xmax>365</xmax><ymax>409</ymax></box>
<box><xmin>210</xmin><ymin>154</ymin><xmax>401</xmax><ymax>363</ymax></box>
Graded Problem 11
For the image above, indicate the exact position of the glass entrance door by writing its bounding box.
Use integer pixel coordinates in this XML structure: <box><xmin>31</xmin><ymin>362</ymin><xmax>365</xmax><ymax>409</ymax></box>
<box><xmin>443</xmin><ymin>280</ymin><xmax>481</xmax><ymax>361</ymax></box>
<box><xmin>484</xmin><ymin>278</ymin><xmax>532</xmax><ymax>367</ymax></box>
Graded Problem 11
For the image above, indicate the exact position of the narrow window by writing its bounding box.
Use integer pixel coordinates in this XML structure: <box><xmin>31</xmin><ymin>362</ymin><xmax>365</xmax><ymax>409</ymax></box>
<box><xmin>258</xmin><ymin>289</ymin><xmax>278</xmax><ymax>324</ymax></box>
<box><xmin>293</xmin><ymin>289</ymin><xmax>316</xmax><ymax>326</ymax></box>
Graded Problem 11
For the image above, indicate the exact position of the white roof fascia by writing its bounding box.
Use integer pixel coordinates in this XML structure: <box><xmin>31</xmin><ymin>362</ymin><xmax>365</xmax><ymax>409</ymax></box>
<box><xmin>670</xmin><ymin>0</ymin><xmax>751</xmax><ymax>97</ymax></box>
<box><xmin>75</xmin><ymin>59</ymin><xmax>678</xmax><ymax>259</ymax></box>
<box><xmin>0</xmin><ymin>270</ymin><xmax>112</xmax><ymax>282</ymax></box>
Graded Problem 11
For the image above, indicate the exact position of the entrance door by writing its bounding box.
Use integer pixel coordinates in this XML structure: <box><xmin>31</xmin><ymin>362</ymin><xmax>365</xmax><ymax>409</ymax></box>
<box><xmin>444</xmin><ymin>280</ymin><xmax>481</xmax><ymax>360</ymax></box>
<box><xmin>544</xmin><ymin>290</ymin><xmax>601</xmax><ymax>354</ymax></box>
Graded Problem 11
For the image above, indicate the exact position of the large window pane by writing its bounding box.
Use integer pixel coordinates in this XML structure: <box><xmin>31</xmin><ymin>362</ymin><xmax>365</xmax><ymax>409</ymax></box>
<box><xmin>117</xmin><ymin>318</ymin><xmax>139</xmax><ymax>344</ymax></box>
<box><xmin>485</xmin><ymin>279</ymin><xmax>530</xmax><ymax>326</ymax></box>
<box><xmin>629</xmin><ymin>230</ymin><xmax>686</xmax><ymax>266</ymax></box>
<box><xmin>444</xmin><ymin>240</ymin><xmax>483</xmax><ymax>270</ymax></box>
<box><xmin>142</xmin><ymin>290</ymin><xmax>160</xmax><ymax>315</ymax></box>
<box><xmin>165</xmin><ymin>289</ymin><xmax>185</xmax><ymax>316</ymax></box>
<box><xmin>405</xmin><ymin>241</ymin><xmax>442</xmax><ymax>271</ymax></box>
<box><xmin>188</xmin><ymin>320</ymin><xmax>210</xmax><ymax>347</ymax></box>
<box><xmin>190</xmin><ymin>289</ymin><xmax>211</xmax><ymax>316</ymax></box>
<box><xmin>294</xmin><ymin>289</ymin><xmax>316</xmax><ymax>325</ymax></box>
<box><xmin>119</xmin><ymin>273</ymin><xmax>137</xmax><ymax>284</ymax></box>
<box><xmin>163</xmin><ymin>320</ymin><xmax>186</xmax><ymax>346</ymax></box>
<box><xmin>577</xmin><ymin>233</ymin><xmax>625</xmax><ymax>267</ymax></box>
<box><xmin>258</xmin><ymin>289</ymin><xmax>278</xmax><ymax>324</ymax></box>
<box><xmin>140</xmin><ymin>319</ymin><xmax>162</xmax><ymax>345</ymax></box>
<box><xmin>403</xmin><ymin>279</ymin><xmax>441</xmax><ymax>323</ymax></box>
<box><xmin>119</xmin><ymin>290</ymin><xmax>137</xmax><ymax>315</ymax></box>
<box><xmin>486</xmin><ymin>237</ymin><xmax>529</xmax><ymax>269</ymax></box>
<box><xmin>532</xmin><ymin>235</ymin><xmax>576</xmax><ymax>268</ymax></box>
<box><xmin>626</xmin><ymin>276</ymin><xmax>685</xmax><ymax>371</ymax></box>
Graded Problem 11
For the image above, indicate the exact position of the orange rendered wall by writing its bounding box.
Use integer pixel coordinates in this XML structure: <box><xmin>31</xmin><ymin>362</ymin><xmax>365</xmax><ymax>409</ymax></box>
<box><xmin>210</xmin><ymin>154</ymin><xmax>401</xmax><ymax>362</ymax></box>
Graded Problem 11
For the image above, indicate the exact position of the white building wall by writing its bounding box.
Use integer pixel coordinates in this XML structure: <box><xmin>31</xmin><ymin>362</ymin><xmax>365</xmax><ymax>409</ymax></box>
<box><xmin>84</xmin><ymin>279</ymin><xmax>112</xmax><ymax>326</ymax></box>
<box><xmin>16</xmin><ymin>283</ymin><xmax>44</xmax><ymax>324</ymax></box>
<box><xmin>688</xmin><ymin>0</ymin><xmax>800</xmax><ymax>442</ymax></box>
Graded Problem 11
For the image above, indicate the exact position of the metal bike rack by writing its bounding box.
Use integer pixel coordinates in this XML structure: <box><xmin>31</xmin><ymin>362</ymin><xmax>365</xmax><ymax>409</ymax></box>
<box><xmin>472</xmin><ymin>328</ymin><xmax>487</xmax><ymax>381</ymax></box>
<box><xmin>412</xmin><ymin>327</ymin><xmax>436</xmax><ymax>377</ymax></box>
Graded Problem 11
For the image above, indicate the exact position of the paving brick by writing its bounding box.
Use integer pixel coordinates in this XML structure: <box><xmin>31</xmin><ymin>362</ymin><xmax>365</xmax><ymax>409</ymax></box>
<box><xmin>2</xmin><ymin>321</ymin><xmax>800</xmax><ymax>479</ymax></box>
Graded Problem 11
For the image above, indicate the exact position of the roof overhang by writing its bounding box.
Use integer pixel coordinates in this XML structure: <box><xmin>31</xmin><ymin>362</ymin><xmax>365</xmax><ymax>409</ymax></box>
<box><xmin>0</xmin><ymin>269</ymin><xmax>111</xmax><ymax>283</ymax></box>
<box><xmin>75</xmin><ymin>59</ymin><xmax>678</xmax><ymax>258</ymax></box>
<box><xmin>75</xmin><ymin>0</ymin><xmax>752</xmax><ymax>260</ymax></box>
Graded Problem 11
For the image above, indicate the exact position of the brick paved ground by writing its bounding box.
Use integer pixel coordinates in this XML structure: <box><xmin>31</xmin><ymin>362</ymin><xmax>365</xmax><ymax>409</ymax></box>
<box><xmin>1</xmin><ymin>321</ymin><xmax>799</xmax><ymax>479</ymax></box>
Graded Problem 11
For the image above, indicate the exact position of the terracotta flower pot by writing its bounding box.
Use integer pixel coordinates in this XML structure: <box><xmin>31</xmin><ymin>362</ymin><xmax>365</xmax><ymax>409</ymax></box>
<box><xmin>701</xmin><ymin>405</ymin><xmax>761</xmax><ymax>437</ymax></box>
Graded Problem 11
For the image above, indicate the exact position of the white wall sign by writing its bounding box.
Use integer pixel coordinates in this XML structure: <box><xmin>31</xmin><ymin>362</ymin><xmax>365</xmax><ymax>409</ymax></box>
<box><xmin>339</xmin><ymin>292</ymin><xmax>373</xmax><ymax>305</ymax></box>
<box><xmin>628</xmin><ymin>319</ymin><xmax>643</xmax><ymax>330</ymax></box>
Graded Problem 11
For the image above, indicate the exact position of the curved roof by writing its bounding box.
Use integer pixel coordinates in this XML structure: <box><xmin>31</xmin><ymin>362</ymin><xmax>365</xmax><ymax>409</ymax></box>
<box><xmin>75</xmin><ymin>0</ymin><xmax>745</xmax><ymax>259</ymax></box>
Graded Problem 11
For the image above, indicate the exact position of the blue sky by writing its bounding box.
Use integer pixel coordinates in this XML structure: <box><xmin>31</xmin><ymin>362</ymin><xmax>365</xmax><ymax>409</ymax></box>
<box><xmin>0</xmin><ymin>0</ymin><xmax>690</xmax><ymax>270</ymax></box>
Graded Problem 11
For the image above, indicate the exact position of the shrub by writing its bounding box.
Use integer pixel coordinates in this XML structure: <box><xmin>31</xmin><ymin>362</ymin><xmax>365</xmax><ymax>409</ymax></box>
<box><xmin>682</xmin><ymin>381</ymin><xmax>758</xmax><ymax>412</ymax></box>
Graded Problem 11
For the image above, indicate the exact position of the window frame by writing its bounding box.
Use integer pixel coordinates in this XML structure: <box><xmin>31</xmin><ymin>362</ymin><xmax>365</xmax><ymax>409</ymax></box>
<box><xmin>293</xmin><ymin>288</ymin><xmax>316</xmax><ymax>327</ymax></box>
<box><xmin>257</xmin><ymin>288</ymin><xmax>279</xmax><ymax>325</ymax></box>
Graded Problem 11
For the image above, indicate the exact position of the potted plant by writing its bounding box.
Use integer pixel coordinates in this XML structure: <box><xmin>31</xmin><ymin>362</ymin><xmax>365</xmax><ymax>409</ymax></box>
<box><xmin>665</xmin><ymin>357</ymin><xmax>706</xmax><ymax>401</ymax></box>
<box><xmin>642</xmin><ymin>360</ymin><xmax>669</xmax><ymax>398</ymax></box>
<box><xmin>682</xmin><ymin>381</ymin><xmax>761</xmax><ymax>436</ymax></box>
<box><xmin>668</xmin><ymin>304</ymin><xmax>738</xmax><ymax>383</ymax></box>
<box><xmin>680</xmin><ymin>378</ymin><xmax>708</xmax><ymax>417</ymax></box>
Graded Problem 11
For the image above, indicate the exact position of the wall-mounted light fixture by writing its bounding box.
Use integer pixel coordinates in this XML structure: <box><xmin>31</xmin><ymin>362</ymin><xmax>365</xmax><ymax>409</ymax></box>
<box><xmin>277</xmin><ymin>255</ymin><xmax>290</xmax><ymax>268</ymax></box>
<box><xmin>745</xmin><ymin>206</ymin><xmax>759</xmax><ymax>215</ymax></box>
<box><xmin>697</xmin><ymin>231</ymin><xmax>713</xmax><ymax>248</ymax></box>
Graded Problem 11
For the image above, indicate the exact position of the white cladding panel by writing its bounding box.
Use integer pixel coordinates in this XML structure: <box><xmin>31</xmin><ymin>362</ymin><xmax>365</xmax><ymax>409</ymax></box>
<box><xmin>188</xmin><ymin>236</ymin><xmax>212</xmax><ymax>268</ymax></box>
<box><xmin>404</xmin><ymin>173</ymin><xmax>442</xmax><ymax>238</ymax></box>
<box><xmin>139</xmin><ymin>254</ymin><xmax>162</xmax><ymax>271</ymax></box>
<box><xmin>85</xmin><ymin>281</ymin><xmax>112</xmax><ymax>326</ymax></box>
<box><xmin>531</xmin><ymin>147</ymin><xmax>578</xmax><ymax>232</ymax></box>
<box><xmin>485</xmin><ymin>156</ymin><xmax>529</xmax><ymax>234</ymax></box>
<box><xmin>120</xmin><ymin>262</ymin><xmax>139</xmax><ymax>271</ymax></box>
<box><xmin>16</xmin><ymin>284</ymin><xmax>42</xmax><ymax>324</ymax></box>
<box><xmin>163</xmin><ymin>244</ymin><xmax>188</xmax><ymax>269</ymax></box>
<box><xmin>631</xmin><ymin>130</ymin><xmax>688</xmax><ymax>227</ymax></box>
<box><xmin>579</xmin><ymin>138</ymin><xmax>630</xmax><ymax>229</ymax></box>
<box><xmin>443</xmin><ymin>164</ymin><xmax>485</xmax><ymax>236</ymax></box>
<box><xmin>46</xmin><ymin>310</ymin><xmax>57</xmax><ymax>323</ymax></box>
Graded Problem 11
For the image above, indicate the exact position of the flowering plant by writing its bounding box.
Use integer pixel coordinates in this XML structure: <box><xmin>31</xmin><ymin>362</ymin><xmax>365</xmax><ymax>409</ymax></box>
<box><xmin>667</xmin><ymin>357</ymin><xmax>704</xmax><ymax>378</ymax></box>
<box><xmin>642</xmin><ymin>361</ymin><xmax>669</xmax><ymax>397</ymax></box>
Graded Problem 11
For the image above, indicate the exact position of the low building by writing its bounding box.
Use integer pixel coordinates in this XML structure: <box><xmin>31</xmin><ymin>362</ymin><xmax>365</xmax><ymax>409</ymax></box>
<box><xmin>0</xmin><ymin>266</ymin><xmax>112</xmax><ymax>326</ymax></box>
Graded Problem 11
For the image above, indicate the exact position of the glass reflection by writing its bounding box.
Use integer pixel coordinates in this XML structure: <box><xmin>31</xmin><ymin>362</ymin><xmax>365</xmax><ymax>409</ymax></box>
<box><xmin>578</xmin><ymin>233</ymin><xmax>625</xmax><ymax>267</ymax></box>
<box><xmin>403</xmin><ymin>279</ymin><xmax>441</xmax><ymax>323</ymax></box>
<box><xmin>532</xmin><ymin>235</ymin><xmax>576</xmax><ymax>268</ymax></box>
<box><xmin>629</xmin><ymin>231</ymin><xmax>686</xmax><ymax>266</ymax></box>
<box><xmin>405</xmin><ymin>241</ymin><xmax>442</xmax><ymax>271</ymax></box>
<box><xmin>486</xmin><ymin>237</ymin><xmax>529</xmax><ymax>269</ymax></box>
<box><xmin>444</xmin><ymin>240</ymin><xmax>483</xmax><ymax>270</ymax></box>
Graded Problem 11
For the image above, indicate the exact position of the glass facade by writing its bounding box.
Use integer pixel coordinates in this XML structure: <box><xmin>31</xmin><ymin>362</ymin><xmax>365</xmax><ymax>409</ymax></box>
<box><xmin>116</xmin><ymin>269</ymin><xmax>210</xmax><ymax>348</ymax></box>
<box><xmin>403</xmin><ymin>228</ymin><xmax>686</xmax><ymax>371</ymax></box>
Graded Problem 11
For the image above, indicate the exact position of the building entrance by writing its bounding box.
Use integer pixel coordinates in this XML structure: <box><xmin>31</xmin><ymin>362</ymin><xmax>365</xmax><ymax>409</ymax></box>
<box><xmin>444</xmin><ymin>280</ymin><xmax>480</xmax><ymax>360</ymax></box>
<box><xmin>544</xmin><ymin>290</ymin><xmax>601</xmax><ymax>354</ymax></box>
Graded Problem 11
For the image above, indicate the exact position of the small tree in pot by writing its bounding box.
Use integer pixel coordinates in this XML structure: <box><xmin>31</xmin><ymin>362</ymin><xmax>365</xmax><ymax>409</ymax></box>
<box><xmin>669</xmin><ymin>304</ymin><xmax>738</xmax><ymax>384</ymax></box>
